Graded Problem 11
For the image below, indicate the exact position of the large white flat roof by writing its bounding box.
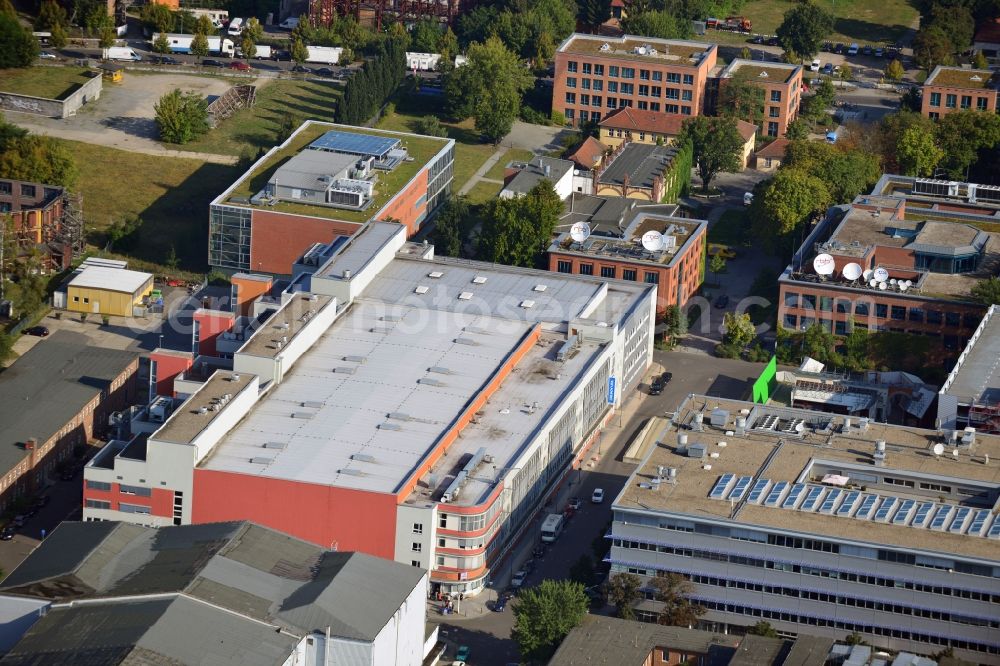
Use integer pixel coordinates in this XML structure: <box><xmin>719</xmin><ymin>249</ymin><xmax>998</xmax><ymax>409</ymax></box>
<box><xmin>68</xmin><ymin>266</ymin><xmax>152</xmax><ymax>295</ymax></box>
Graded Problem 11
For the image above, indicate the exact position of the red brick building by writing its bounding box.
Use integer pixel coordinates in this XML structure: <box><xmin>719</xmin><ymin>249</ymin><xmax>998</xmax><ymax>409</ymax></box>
<box><xmin>778</xmin><ymin>176</ymin><xmax>1000</xmax><ymax>360</ymax></box>
<box><xmin>921</xmin><ymin>66</ymin><xmax>999</xmax><ymax>119</ymax></box>
<box><xmin>0</xmin><ymin>178</ymin><xmax>73</xmax><ymax>271</ymax></box>
<box><xmin>718</xmin><ymin>59</ymin><xmax>803</xmax><ymax>137</ymax></box>
<box><xmin>0</xmin><ymin>331</ymin><xmax>138</xmax><ymax>512</ymax></box>
<box><xmin>209</xmin><ymin>121</ymin><xmax>455</xmax><ymax>274</ymax></box>
<box><xmin>553</xmin><ymin>33</ymin><xmax>718</xmax><ymax>128</ymax></box>
<box><xmin>548</xmin><ymin>206</ymin><xmax>706</xmax><ymax>312</ymax></box>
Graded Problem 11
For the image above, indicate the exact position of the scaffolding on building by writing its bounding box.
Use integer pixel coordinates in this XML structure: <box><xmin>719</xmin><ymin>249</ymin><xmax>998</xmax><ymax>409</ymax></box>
<box><xmin>207</xmin><ymin>85</ymin><xmax>257</xmax><ymax>128</ymax></box>
<box><xmin>57</xmin><ymin>192</ymin><xmax>86</xmax><ymax>259</ymax></box>
<box><xmin>968</xmin><ymin>403</ymin><xmax>1000</xmax><ymax>434</ymax></box>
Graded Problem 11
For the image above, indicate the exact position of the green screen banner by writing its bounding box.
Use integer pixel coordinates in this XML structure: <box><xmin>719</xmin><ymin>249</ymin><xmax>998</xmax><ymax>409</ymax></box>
<box><xmin>752</xmin><ymin>356</ymin><xmax>777</xmax><ymax>404</ymax></box>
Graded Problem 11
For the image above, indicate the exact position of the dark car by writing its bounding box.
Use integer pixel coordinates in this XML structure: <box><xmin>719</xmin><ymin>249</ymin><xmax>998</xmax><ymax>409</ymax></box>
<box><xmin>0</xmin><ymin>527</ymin><xmax>14</xmax><ymax>541</ymax></box>
<box><xmin>862</xmin><ymin>45</ymin><xmax>873</xmax><ymax>56</ymax></box>
<box><xmin>493</xmin><ymin>596</ymin><xmax>507</xmax><ymax>612</ymax></box>
<box><xmin>821</xmin><ymin>41</ymin><xmax>833</xmax><ymax>51</ymax></box>
<box><xmin>532</xmin><ymin>544</ymin><xmax>546</xmax><ymax>558</ymax></box>
<box><xmin>315</xmin><ymin>67</ymin><xmax>336</xmax><ymax>77</ymax></box>
<box><xmin>274</xmin><ymin>49</ymin><xmax>292</xmax><ymax>61</ymax></box>
<box><xmin>292</xmin><ymin>64</ymin><xmax>312</xmax><ymax>73</ymax></box>
<box><xmin>229</xmin><ymin>60</ymin><xmax>252</xmax><ymax>71</ymax></box>
<box><xmin>750</xmin><ymin>35</ymin><xmax>764</xmax><ymax>44</ymax></box>
<box><xmin>202</xmin><ymin>59</ymin><xmax>226</xmax><ymax>68</ymax></box>
<box><xmin>714</xmin><ymin>294</ymin><xmax>730</xmax><ymax>309</ymax></box>
<box><xmin>833</xmin><ymin>43</ymin><xmax>845</xmax><ymax>54</ymax></box>
<box><xmin>822</xmin><ymin>63</ymin><xmax>834</xmax><ymax>75</ymax></box>
<box><xmin>649</xmin><ymin>372</ymin><xmax>670</xmax><ymax>395</ymax></box>
<box><xmin>155</xmin><ymin>55</ymin><xmax>181</xmax><ymax>65</ymax></box>
<box><xmin>24</xmin><ymin>326</ymin><xmax>49</xmax><ymax>337</ymax></box>
<box><xmin>766</xmin><ymin>36</ymin><xmax>779</xmax><ymax>46</ymax></box>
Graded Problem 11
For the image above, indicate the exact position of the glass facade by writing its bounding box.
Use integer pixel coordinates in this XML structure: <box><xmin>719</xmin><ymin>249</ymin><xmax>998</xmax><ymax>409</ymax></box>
<box><xmin>425</xmin><ymin>143</ymin><xmax>455</xmax><ymax>221</ymax></box>
<box><xmin>208</xmin><ymin>205</ymin><xmax>252</xmax><ymax>271</ymax></box>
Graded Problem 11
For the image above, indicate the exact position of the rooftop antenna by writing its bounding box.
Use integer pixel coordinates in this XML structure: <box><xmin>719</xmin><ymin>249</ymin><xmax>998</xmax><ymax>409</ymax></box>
<box><xmin>932</xmin><ymin>442</ymin><xmax>944</xmax><ymax>458</ymax></box>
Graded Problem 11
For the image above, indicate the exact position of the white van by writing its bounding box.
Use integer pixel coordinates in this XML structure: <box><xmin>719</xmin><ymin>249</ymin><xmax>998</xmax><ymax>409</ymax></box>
<box><xmin>227</xmin><ymin>17</ymin><xmax>244</xmax><ymax>36</ymax></box>
<box><xmin>103</xmin><ymin>46</ymin><xmax>141</xmax><ymax>61</ymax></box>
<box><xmin>279</xmin><ymin>17</ymin><xmax>299</xmax><ymax>29</ymax></box>
<box><xmin>847</xmin><ymin>43</ymin><xmax>859</xmax><ymax>56</ymax></box>
<box><xmin>540</xmin><ymin>513</ymin><xmax>564</xmax><ymax>543</ymax></box>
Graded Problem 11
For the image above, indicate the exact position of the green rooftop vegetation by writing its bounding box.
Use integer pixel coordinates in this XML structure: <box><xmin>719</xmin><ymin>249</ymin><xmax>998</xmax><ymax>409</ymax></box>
<box><xmin>0</xmin><ymin>67</ymin><xmax>97</xmax><ymax>100</ymax></box>
<box><xmin>927</xmin><ymin>68</ymin><xmax>996</xmax><ymax>89</ymax></box>
<box><xmin>224</xmin><ymin>122</ymin><xmax>451</xmax><ymax>223</ymax></box>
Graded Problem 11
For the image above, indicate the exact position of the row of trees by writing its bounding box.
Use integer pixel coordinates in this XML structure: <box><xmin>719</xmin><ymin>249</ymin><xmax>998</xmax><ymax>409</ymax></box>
<box><xmin>454</xmin><ymin>0</ymin><xmax>575</xmax><ymax>66</ymax></box>
<box><xmin>336</xmin><ymin>37</ymin><xmax>406</xmax><ymax>125</ymax></box>
<box><xmin>913</xmin><ymin>2</ymin><xmax>978</xmax><ymax>70</ymax></box>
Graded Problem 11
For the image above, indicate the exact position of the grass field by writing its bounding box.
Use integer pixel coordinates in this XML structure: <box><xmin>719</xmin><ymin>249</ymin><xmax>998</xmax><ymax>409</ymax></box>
<box><xmin>485</xmin><ymin>148</ymin><xmax>534</xmax><ymax>181</ymax></box>
<box><xmin>63</xmin><ymin>140</ymin><xmax>239</xmax><ymax>271</ymax></box>
<box><xmin>377</xmin><ymin>90</ymin><xmax>498</xmax><ymax>193</ymax></box>
<box><xmin>465</xmin><ymin>181</ymin><xmax>501</xmax><ymax>204</ymax></box>
<box><xmin>0</xmin><ymin>67</ymin><xmax>96</xmax><ymax>100</ymax></box>
<box><xmin>177</xmin><ymin>78</ymin><xmax>342</xmax><ymax>157</ymax></box>
<box><xmin>733</xmin><ymin>0</ymin><xmax>918</xmax><ymax>44</ymax></box>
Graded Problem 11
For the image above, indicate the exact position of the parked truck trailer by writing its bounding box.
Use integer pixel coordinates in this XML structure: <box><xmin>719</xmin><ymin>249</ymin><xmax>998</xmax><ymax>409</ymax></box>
<box><xmin>153</xmin><ymin>33</ymin><xmax>235</xmax><ymax>57</ymax></box>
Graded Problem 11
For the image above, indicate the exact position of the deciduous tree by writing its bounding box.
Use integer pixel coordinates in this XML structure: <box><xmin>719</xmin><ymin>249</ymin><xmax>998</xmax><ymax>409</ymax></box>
<box><xmin>719</xmin><ymin>70</ymin><xmax>765</xmax><ymax>126</ymax></box>
<box><xmin>621</xmin><ymin>10</ymin><xmax>690</xmax><ymax>39</ymax></box>
<box><xmin>935</xmin><ymin>109</ymin><xmax>1000</xmax><ymax>178</ymax></box>
<box><xmin>430</xmin><ymin>195</ymin><xmax>470</xmax><ymax>257</ymax></box>
<box><xmin>153</xmin><ymin>32</ymin><xmax>171</xmax><ymax>53</ymax></box>
<box><xmin>478</xmin><ymin>180</ymin><xmax>562</xmax><ymax>265</ymax></box>
<box><xmin>49</xmin><ymin>22</ymin><xmax>67</xmax><ymax>48</ymax></box>
<box><xmin>141</xmin><ymin>3</ymin><xmax>173</xmax><ymax>34</ymax></box>
<box><xmin>577</xmin><ymin>0</ymin><xmax>611</xmax><ymax>32</ymax></box>
<box><xmin>649</xmin><ymin>573</ymin><xmax>705</xmax><ymax>627</ymax></box>
<box><xmin>913</xmin><ymin>25</ymin><xmax>954</xmax><ymax>70</ymax></box>
<box><xmin>677</xmin><ymin>116</ymin><xmax>744</xmax><ymax>193</ymax></box>
<box><xmin>897</xmin><ymin>125</ymin><xmax>944</xmax><ymax>176</ymax></box>
<box><xmin>884</xmin><ymin>59</ymin><xmax>905</xmax><ymax>81</ymax></box>
<box><xmin>748</xmin><ymin>621</ymin><xmax>779</xmax><ymax>637</ymax></box>
<box><xmin>512</xmin><ymin>580</ymin><xmax>589</xmax><ymax>662</ymax></box>
<box><xmin>154</xmin><ymin>89</ymin><xmax>210</xmax><ymax>144</ymax></box>
<box><xmin>776</xmin><ymin>2</ymin><xmax>834</xmax><ymax>58</ymax></box>
<box><xmin>410</xmin><ymin>17</ymin><xmax>440</xmax><ymax>53</ymax></box>
<box><xmin>241</xmin><ymin>33</ymin><xmax>257</xmax><ymax>59</ymax></box>
<box><xmin>723</xmin><ymin>311</ymin><xmax>755</xmax><ymax>348</ymax></box>
<box><xmin>750</xmin><ymin>168</ymin><xmax>832</xmax><ymax>241</ymax></box>
<box><xmin>243</xmin><ymin>17</ymin><xmax>263</xmax><ymax>43</ymax></box>
<box><xmin>971</xmin><ymin>276</ymin><xmax>1000</xmax><ymax>305</ymax></box>
<box><xmin>0</xmin><ymin>13</ymin><xmax>39</xmax><ymax>68</ymax></box>
<box><xmin>291</xmin><ymin>37</ymin><xmax>308</xmax><ymax>64</ymax></box>
<box><xmin>0</xmin><ymin>134</ymin><xmax>77</xmax><ymax>187</ymax></box>
<box><xmin>35</xmin><ymin>0</ymin><xmax>68</xmax><ymax>30</ymax></box>
<box><xmin>604</xmin><ymin>572</ymin><xmax>641</xmax><ymax>620</ymax></box>
<box><xmin>195</xmin><ymin>14</ymin><xmax>214</xmax><ymax>35</ymax></box>
<box><xmin>190</xmin><ymin>31</ymin><xmax>209</xmax><ymax>57</ymax></box>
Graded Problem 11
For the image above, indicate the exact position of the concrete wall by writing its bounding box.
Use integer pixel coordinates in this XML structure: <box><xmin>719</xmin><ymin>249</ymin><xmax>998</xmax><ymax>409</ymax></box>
<box><xmin>395</xmin><ymin>502</ymin><xmax>435</xmax><ymax>568</ymax></box>
<box><xmin>0</xmin><ymin>73</ymin><xmax>102</xmax><ymax>119</ymax></box>
<box><xmin>0</xmin><ymin>597</ymin><xmax>48</xmax><ymax>653</ymax></box>
<box><xmin>370</xmin><ymin>573</ymin><xmax>428</xmax><ymax>666</ymax></box>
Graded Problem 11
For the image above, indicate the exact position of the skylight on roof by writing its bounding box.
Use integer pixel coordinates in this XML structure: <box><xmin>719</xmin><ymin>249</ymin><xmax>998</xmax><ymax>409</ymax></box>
<box><xmin>520</xmin><ymin>300</ymin><xmax>535</xmax><ymax>308</ymax></box>
<box><xmin>414</xmin><ymin>285</ymin><xmax>429</xmax><ymax>294</ymax></box>
<box><xmin>473</xmin><ymin>276</ymin><xmax>488</xmax><ymax>284</ymax></box>
<box><xmin>428</xmin><ymin>271</ymin><xmax>444</xmax><ymax>279</ymax></box>
<box><xmin>458</xmin><ymin>291</ymin><xmax>473</xmax><ymax>300</ymax></box>
<box><xmin>533</xmin><ymin>284</ymin><xmax>548</xmax><ymax>292</ymax></box>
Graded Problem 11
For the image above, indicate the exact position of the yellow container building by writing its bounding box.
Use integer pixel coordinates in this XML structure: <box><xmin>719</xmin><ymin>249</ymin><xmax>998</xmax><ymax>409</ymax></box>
<box><xmin>66</xmin><ymin>266</ymin><xmax>154</xmax><ymax>317</ymax></box>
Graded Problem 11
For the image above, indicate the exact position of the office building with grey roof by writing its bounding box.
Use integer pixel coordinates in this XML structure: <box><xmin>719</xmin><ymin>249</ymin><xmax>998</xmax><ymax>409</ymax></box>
<box><xmin>0</xmin><ymin>520</ymin><xmax>429</xmax><ymax>666</ymax></box>
<box><xmin>609</xmin><ymin>394</ymin><xmax>1000</xmax><ymax>663</ymax></box>
<box><xmin>82</xmin><ymin>221</ymin><xmax>657</xmax><ymax>598</ymax></box>
<box><xmin>0</xmin><ymin>330</ymin><xmax>138</xmax><ymax>513</ymax></box>
<box><xmin>938</xmin><ymin>304</ymin><xmax>1000</xmax><ymax>434</ymax></box>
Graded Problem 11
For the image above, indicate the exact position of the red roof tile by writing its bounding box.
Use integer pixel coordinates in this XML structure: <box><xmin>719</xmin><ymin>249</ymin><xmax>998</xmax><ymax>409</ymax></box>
<box><xmin>754</xmin><ymin>138</ymin><xmax>789</xmax><ymax>160</ymax></box>
<box><xmin>567</xmin><ymin>136</ymin><xmax>607</xmax><ymax>170</ymax></box>
<box><xmin>734</xmin><ymin>120</ymin><xmax>758</xmax><ymax>142</ymax></box>
<box><xmin>599</xmin><ymin>107</ymin><xmax>687</xmax><ymax>136</ymax></box>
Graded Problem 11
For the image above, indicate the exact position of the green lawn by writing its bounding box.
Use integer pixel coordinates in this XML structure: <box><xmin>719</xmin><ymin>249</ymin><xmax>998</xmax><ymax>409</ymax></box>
<box><xmin>466</xmin><ymin>181</ymin><xmax>501</xmax><ymax>204</ymax></box>
<box><xmin>729</xmin><ymin>0</ymin><xmax>918</xmax><ymax>43</ymax></box>
<box><xmin>63</xmin><ymin>140</ymin><xmax>239</xmax><ymax>271</ymax></box>
<box><xmin>377</xmin><ymin>90</ymin><xmax>498</xmax><ymax>193</ymax></box>
<box><xmin>178</xmin><ymin>78</ymin><xmax>342</xmax><ymax>157</ymax></box>
<box><xmin>485</xmin><ymin>148</ymin><xmax>534</xmax><ymax>181</ymax></box>
<box><xmin>0</xmin><ymin>67</ymin><xmax>96</xmax><ymax>100</ymax></box>
<box><xmin>708</xmin><ymin>209</ymin><xmax>750</xmax><ymax>247</ymax></box>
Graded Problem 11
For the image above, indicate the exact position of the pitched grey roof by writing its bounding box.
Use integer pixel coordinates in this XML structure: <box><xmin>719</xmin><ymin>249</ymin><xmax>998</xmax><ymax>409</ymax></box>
<box><xmin>503</xmin><ymin>157</ymin><xmax>574</xmax><ymax>195</ymax></box>
<box><xmin>599</xmin><ymin>143</ymin><xmax>679</xmax><ymax>190</ymax></box>
<box><xmin>0</xmin><ymin>596</ymin><xmax>300</xmax><ymax>666</ymax></box>
<box><xmin>0</xmin><ymin>331</ymin><xmax>137</xmax><ymax>477</ymax></box>
<box><xmin>0</xmin><ymin>521</ymin><xmax>426</xmax><ymax>644</ymax></box>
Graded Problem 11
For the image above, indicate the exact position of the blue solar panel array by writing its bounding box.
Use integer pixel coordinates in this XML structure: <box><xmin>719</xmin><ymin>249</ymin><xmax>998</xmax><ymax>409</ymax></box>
<box><xmin>308</xmin><ymin>130</ymin><xmax>400</xmax><ymax>159</ymax></box>
<box><xmin>706</xmin><ymin>476</ymin><xmax>994</xmax><ymax>538</ymax></box>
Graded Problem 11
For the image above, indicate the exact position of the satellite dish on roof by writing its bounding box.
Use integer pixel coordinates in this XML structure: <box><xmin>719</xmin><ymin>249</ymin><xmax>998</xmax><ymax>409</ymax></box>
<box><xmin>933</xmin><ymin>443</ymin><xmax>945</xmax><ymax>457</ymax></box>
<box><xmin>904</xmin><ymin>279</ymin><xmax>912</xmax><ymax>287</ymax></box>
<box><xmin>641</xmin><ymin>230</ymin><xmax>664</xmax><ymax>252</ymax></box>
<box><xmin>842</xmin><ymin>263</ymin><xmax>862</xmax><ymax>281</ymax></box>
<box><xmin>899</xmin><ymin>283</ymin><xmax>908</xmax><ymax>292</ymax></box>
<box><xmin>869</xmin><ymin>279</ymin><xmax>877</xmax><ymax>287</ymax></box>
<box><xmin>890</xmin><ymin>278</ymin><xmax>897</xmax><ymax>285</ymax></box>
<box><xmin>813</xmin><ymin>253</ymin><xmax>835</xmax><ymax>276</ymax></box>
<box><xmin>873</xmin><ymin>267</ymin><xmax>889</xmax><ymax>282</ymax></box>
<box><xmin>862</xmin><ymin>269</ymin><xmax>873</xmax><ymax>281</ymax></box>
<box><xmin>878</xmin><ymin>282</ymin><xmax>887</xmax><ymax>290</ymax></box>
<box><xmin>570</xmin><ymin>222</ymin><xmax>591</xmax><ymax>244</ymax></box>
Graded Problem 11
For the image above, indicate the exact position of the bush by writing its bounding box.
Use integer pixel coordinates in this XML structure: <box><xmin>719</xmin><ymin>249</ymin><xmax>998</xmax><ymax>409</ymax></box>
<box><xmin>550</xmin><ymin>109</ymin><xmax>566</xmax><ymax>126</ymax></box>
<box><xmin>714</xmin><ymin>342</ymin><xmax>742</xmax><ymax>359</ymax></box>
<box><xmin>519</xmin><ymin>105</ymin><xmax>550</xmax><ymax>125</ymax></box>
<box><xmin>0</xmin><ymin>13</ymin><xmax>39</xmax><ymax>68</ymax></box>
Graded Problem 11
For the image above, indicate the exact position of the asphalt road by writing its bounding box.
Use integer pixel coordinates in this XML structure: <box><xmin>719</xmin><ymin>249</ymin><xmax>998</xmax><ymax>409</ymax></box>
<box><xmin>432</xmin><ymin>350</ymin><xmax>770</xmax><ymax>666</ymax></box>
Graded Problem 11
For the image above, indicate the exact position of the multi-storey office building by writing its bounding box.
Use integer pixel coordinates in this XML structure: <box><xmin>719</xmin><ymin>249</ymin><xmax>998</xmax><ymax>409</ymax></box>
<box><xmin>208</xmin><ymin>121</ymin><xmax>454</xmax><ymax>274</ymax></box>
<box><xmin>548</xmin><ymin>209</ymin><xmax>706</xmax><ymax>313</ymax></box>
<box><xmin>777</xmin><ymin>175</ymin><xmax>1000</xmax><ymax>360</ymax></box>
<box><xmin>938</xmin><ymin>304</ymin><xmax>1000</xmax><ymax>434</ymax></box>
<box><xmin>717</xmin><ymin>60</ymin><xmax>803</xmax><ymax>137</ymax></box>
<box><xmin>553</xmin><ymin>34</ymin><xmax>718</xmax><ymax>128</ymax></box>
<box><xmin>83</xmin><ymin>221</ymin><xmax>656</xmax><ymax>598</ymax></box>
<box><xmin>921</xmin><ymin>66</ymin><xmax>999</xmax><ymax>119</ymax></box>
<box><xmin>610</xmin><ymin>395</ymin><xmax>1000</xmax><ymax>662</ymax></box>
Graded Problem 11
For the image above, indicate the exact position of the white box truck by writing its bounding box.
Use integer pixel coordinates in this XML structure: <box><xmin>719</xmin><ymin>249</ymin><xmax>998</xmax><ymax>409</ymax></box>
<box><xmin>306</xmin><ymin>45</ymin><xmax>342</xmax><ymax>64</ymax></box>
<box><xmin>153</xmin><ymin>33</ymin><xmax>235</xmax><ymax>57</ymax></box>
<box><xmin>103</xmin><ymin>46</ymin><xmax>141</xmax><ymax>61</ymax></box>
<box><xmin>540</xmin><ymin>513</ymin><xmax>564</xmax><ymax>543</ymax></box>
<box><xmin>236</xmin><ymin>44</ymin><xmax>272</xmax><ymax>59</ymax></box>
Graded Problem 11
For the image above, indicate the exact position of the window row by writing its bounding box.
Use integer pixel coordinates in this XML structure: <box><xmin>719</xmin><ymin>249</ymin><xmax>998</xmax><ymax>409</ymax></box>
<box><xmin>612</xmin><ymin>538</ymin><xmax>1000</xmax><ymax>598</ymax></box>
<box><xmin>927</xmin><ymin>92</ymin><xmax>990</xmax><ymax>111</ymax></box>
<box><xmin>566</xmin><ymin>62</ymin><xmax>696</xmax><ymax>85</ymax></box>
<box><xmin>784</xmin><ymin>293</ymin><xmax>979</xmax><ymax>327</ymax></box>
<box><xmin>556</xmin><ymin>260</ymin><xmax>659</xmax><ymax>284</ymax></box>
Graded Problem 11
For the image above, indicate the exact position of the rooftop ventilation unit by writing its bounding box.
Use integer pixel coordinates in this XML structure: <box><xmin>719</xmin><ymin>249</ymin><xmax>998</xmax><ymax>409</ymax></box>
<box><xmin>250</xmin><ymin>457</ymin><xmax>274</xmax><ymax>465</ymax></box>
<box><xmin>873</xmin><ymin>440</ymin><xmax>887</xmax><ymax>467</ymax></box>
<box><xmin>454</xmin><ymin>337</ymin><xmax>478</xmax><ymax>346</ymax></box>
<box><xmin>688</xmin><ymin>443</ymin><xmax>706</xmax><ymax>459</ymax></box>
<box><xmin>428</xmin><ymin>366</ymin><xmax>453</xmax><ymax>375</ymax></box>
<box><xmin>692</xmin><ymin>412</ymin><xmax>704</xmax><ymax>431</ymax></box>
<box><xmin>962</xmin><ymin>427</ymin><xmax>977</xmax><ymax>446</ymax></box>
<box><xmin>339</xmin><ymin>468</ymin><xmax>364</xmax><ymax>476</ymax></box>
<box><xmin>290</xmin><ymin>412</ymin><xmax>314</xmax><ymax>420</ymax></box>
<box><xmin>710</xmin><ymin>408</ymin><xmax>729</xmax><ymax>427</ymax></box>
<box><xmin>333</xmin><ymin>367</ymin><xmax>356</xmax><ymax>374</ymax></box>
<box><xmin>414</xmin><ymin>285</ymin><xmax>429</xmax><ymax>294</ymax></box>
<box><xmin>388</xmin><ymin>412</ymin><xmax>411</xmax><ymax>421</ymax></box>
<box><xmin>263</xmin><ymin>442</ymin><xmax>286</xmax><ymax>450</ymax></box>
<box><xmin>301</xmin><ymin>401</ymin><xmax>323</xmax><ymax>409</ymax></box>
<box><xmin>343</xmin><ymin>355</ymin><xmax>366</xmax><ymax>363</ymax></box>
<box><xmin>378</xmin><ymin>422</ymin><xmax>402</xmax><ymax>430</ymax></box>
<box><xmin>351</xmin><ymin>453</ymin><xmax>376</xmax><ymax>462</ymax></box>
<box><xmin>418</xmin><ymin>378</ymin><xmax>446</xmax><ymax>386</ymax></box>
